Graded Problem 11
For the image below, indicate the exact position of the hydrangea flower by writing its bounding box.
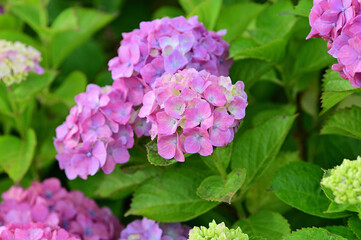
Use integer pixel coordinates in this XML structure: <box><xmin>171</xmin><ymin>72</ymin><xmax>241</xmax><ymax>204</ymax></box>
<box><xmin>0</xmin><ymin>40</ymin><xmax>44</xmax><ymax>86</ymax></box>
<box><xmin>307</xmin><ymin>0</ymin><xmax>358</xmax><ymax>41</ymax></box>
<box><xmin>0</xmin><ymin>222</ymin><xmax>80</xmax><ymax>240</ymax></box>
<box><xmin>0</xmin><ymin>178</ymin><xmax>122</xmax><ymax>240</ymax></box>
<box><xmin>108</xmin><ymin>16</ymin><xmax>232</xmax><ymax>127</ymax></box>
<box><xmin>108</xmin><ymin>16</ymin><xmax>232</xmax><ymax>88</ymax></box>
<box><xmin>139</xmin><ymin>68</ymin><xmax>247</xmax><ymax>161</ymax></box>
<box><xmin>54</xmin><ymin>84</ymin><xmax>150</xmax><ymax>179</ymax></box>
<box><xmin>188</xmin><ymin>220</ymin><xmax>248</xmax><ymax>240</ymax></box>
<box><xmin>321</xmin><ymin>156</ymin><xmax>361</xmax><ymax>205</ymax></box>
<box><xmin>119</xmin><ymin>218</ymin><xmax>189</xmax><ymax>240</ymax></box>
<box><xmin>307</xmin><ymin>0</ymin><xmax>361</xmax><ymax>87</ymax></box>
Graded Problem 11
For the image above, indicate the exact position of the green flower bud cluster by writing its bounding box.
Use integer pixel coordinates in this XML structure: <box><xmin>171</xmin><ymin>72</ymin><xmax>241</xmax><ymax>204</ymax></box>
<box><xmin>0</xmin><ymin>40</ymin><xmax>43</xmax><ymax>86</ymax></box>
<box><xmin>188</xmin><ymin>220</ymin><xmax>248</xmax><ymax>240</ymax></box>
<box><xmin>322</xmin><ymin>156</ymin><xmax>361</xmax><ymax>205</ymax></box>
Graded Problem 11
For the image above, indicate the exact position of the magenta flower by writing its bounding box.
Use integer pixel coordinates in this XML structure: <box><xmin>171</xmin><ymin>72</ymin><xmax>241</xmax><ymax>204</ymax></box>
<box><xmin>0</xmin><ymin>222</ymin><xmax>80</xmax><ymax>240</ymax></box>
<box><xmin>108</xmin><ymin>16</ymin><xmax>232</xmax><ymax>131</ymax></box>
<box><xmin>54</xmin><ymin>84</ymin><xmax>137</xmax><ymax>179</ymax></box>
<box><xmin>307</xmin><ymin>0</ymin><xmax>357</xmax><ymax>41</ymax></box>
<box><xmin>65</xmin><ymin>141</ymin><xmax>106</xmax><ymax>180</ymax></box>
<box><xmin>307</xmin><ymin>0</ymin><xmax>361</xmax><ymax>86</ymax></box>
<box><xmin>108</xmin><ymin>45</ymin><xmax>140</xmax><ymax>79</ymax></box>
<box><xmin>0</xmin><ymin>178</ymin><xmax>122</xmax><ymax>240</ymax></box>
<box><xmin>139</xmin><ymin>68</ymin><xmax>247</xmax><ymax>161</ymax></box>
<box><xmin>182</xmin><ymin>128</ymin><xmax>213</xmax><ymax>156</ymax></box>
<box><xmin>184</xmin><ymin>100</ymin><xmax>213</xmax><ymax>129</ymax></box>
<box><xmin>210</xmin><ymin>110</ymin><xmax>235</xmax><ymax>147</ymax></box>
<box><xmin>157</xmin><ymin>134</ymin><xmax>184</xmax><ymax>162</ymax></box>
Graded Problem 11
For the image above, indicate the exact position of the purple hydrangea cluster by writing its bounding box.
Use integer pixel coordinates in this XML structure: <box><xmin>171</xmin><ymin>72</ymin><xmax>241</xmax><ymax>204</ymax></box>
<box><xmin>108</xmin><ymin>16</ymin><xmax>232</xmax><ymax>89</ymax></box>
<box><xmin>0</xmin><ymin>222</ymin><xmax>80</xmax><ymax>240</ymax></box>
<box><xmin>307</xmin><ymin>0</ymin><xmax>361</xmax><ymax>87</ymax></box>
<box><xmin>0</xmin><ymin>178</ymin><xmax>122</xmax><ymax>240</ymax></box>
<box><xmin>0</xmin><ymin>40</ymin><xmax>44</xmax><ymax>86</ymax></box>
<box><xmin>139</xmin><ymin>68</ymin><xmax>247</xmax><ymax>162</ymax></box>
<box><xmin>119</xmin><ymin>218</ymin><xmax>189</xmax><ymax>240</ymax></box>
<box><xmin>54</xmin><ymin>84</ymin><xmax>151</xmax><ymax>179</ymax></box>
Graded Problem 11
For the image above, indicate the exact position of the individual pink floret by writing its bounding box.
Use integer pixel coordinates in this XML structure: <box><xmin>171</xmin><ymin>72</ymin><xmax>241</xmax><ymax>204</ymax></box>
<box><xmin>54</xmin><ymin>84</ymin><xmax>150</xmax><ymax>179</ymax></box>
<box><xmin>0</xmin><ymin>222</ymin><xmax>80</xmax><ymax>240</ymax></box>
<box><xmin>0</xmin><ymin>178</ymin><xmax>122</xmax><ymax>240</ymax></box>
<box><xmin>139</xmin><ymin>68</ymin><xmax>248</xmax><ymax>161</ymax></box>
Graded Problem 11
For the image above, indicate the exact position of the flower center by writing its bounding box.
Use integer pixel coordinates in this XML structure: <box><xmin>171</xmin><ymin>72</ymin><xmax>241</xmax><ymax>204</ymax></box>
<box><xmin>87</xmin><ymin>152</ymin><xmax>92</xmax><ymax>157</ymax></box>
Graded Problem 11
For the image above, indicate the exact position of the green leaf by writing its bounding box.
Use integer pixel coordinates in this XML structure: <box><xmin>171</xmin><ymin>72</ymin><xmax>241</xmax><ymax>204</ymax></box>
<box><xmin>234</xmin><ymin>211</ymin><xmax>291</xmax><ymax>240</ymax></box>
<box><xmin>12</xmin><ymin>71</ymin><xmax>56</xmax><ymax>101</ymax></box>
<box><xmin>245</xmin><ymin>151</ymin><xmax>300</xmax><ymax>214</ymax></box>
<box><xmin>96</xmin><ymin>166</ymin><xmax>161</xmax><ymax>198</ymax></box>
<box><xmin>348</xmin><ymin>215</ymin><xmax>361</xmax><ymax>239</ymax></box>
<box><xmin>50</xmin><ymin>7</ymin><xmax>114</xmax><ymax>68</ymax></box>
<box><xmin>321</xmin><ymin>106</ymin><xmax>361</xmax><ymax>140</ymax></box>
<box><xmin>325</xmin><ymin>226</ymin><xmax>358</xmax><ymax>239</ymax></box>
<box><xmin>152</xmin><ymin>6</ymin><xmax>184</xmax><ymax>19</ymax></box>
<box><xmin>290</xmin><ymin>0</ymin><xmax>313</xmax><ymax>17</ymax></box>
<box><xmin>187</xmin><ymin>0</ymin><xmax>222</xmax><ymax>30</ymax></box>
<box><xmin>231</xmin><ymin>114</ymin><xmax>296</xmax><ymax>192</ymax></box>
<box><xmin>321</xmin><ymin>69</ymin><xmax>361</xmax><ymax>114</ymax></box>
<box><xmin>272</xmin><ymin>161</ymin><xmax>350</xmax><ymax>218</ymax></box>
<box><xmin>146</xmin><ymin>140</ymin><xmax>178</xmax><ymax>166</ymax></box>
<box><xmin>283</xmin><ymin>228</ymin><xmax>347</xmax><ymax>240</ymax></box>
<box><xmin>178</xmin><ymin>0</ymin><xmax>203</xmax><ymax>13</ymax></box>
<box><xmin>51</xmin><ymin>7</ymin><xmax>78</xmax><ymax>31</ymax></box>
<box><xmin>216</xmin><ymin>2</ymin><xmax>265</xmax><ymax>42</ymax></box>
<box><xmin>0</xmin><ymin>129</ymin><xmax>36</xmax><ymax>182</ymax></box>
<box><xmin>230</xmin><ymin>38</ymin><xmax>287</xmax><ymax>63</ymax></box>
<box><xmin>252</xmin><ymin>0</ymin><xmax>296</xmax><ymax>44</ymax></box>
<box><xmin>308</xmin><ymin>134</ymin><xmax>361</xmax><ymax>169</ymax></box>
<box><xmin>126</xmin><ymin>168</ymin><xmax>218</xmax><ymax>222</ymax></box>
<box><xmin>0</xmin><ymin>84</ymin><xmax>12</xmax><ymax>117</ymax></box>
<box><xmin>197</xmin><ymin>168</ymin><xmax>246</xmax><ymax>203</ymax></box>
<box><xmin>0</xmin><ymin>30</ymin><xmax>41</xmax><ymax>50</ymax></box>
<box><xmin>230</xmin><ymin>59</ymin><xmax>275</xmax><ymax>88</ymax></box>
<box><xmin>0</xmin><ymin>14</ymin><xmax>22</xmax><ymax>30</ymax></box>
<box><xmin>325</xmin><ymin>202</ymin><xmax>350</xmax><ymax>214</ymax></box>
<box><xmin>8</xmin><ymin>3</ymin><xmax>48</xmax><ymax>36</ymax></box>
<box><xmin>293</xmin><ymin>38</ymin><xmax>335</xmax><ymax>76</ymax></box>
<box><xmin>54</xmin><ymin>71</ymin><xmax>87</xmax><ymax>107</ymax></box>
<box><xmin>201</xmin><ymin>142</ymin><xmax>233</xmax><ymax>175</ymax></box>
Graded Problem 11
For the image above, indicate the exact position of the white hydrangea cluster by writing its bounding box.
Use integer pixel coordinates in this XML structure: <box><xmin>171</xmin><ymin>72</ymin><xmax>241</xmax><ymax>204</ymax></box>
<box><xmin>0</xmin><ymin>40</ymin><xmax>43</xmax><ymax>86</ymax></box>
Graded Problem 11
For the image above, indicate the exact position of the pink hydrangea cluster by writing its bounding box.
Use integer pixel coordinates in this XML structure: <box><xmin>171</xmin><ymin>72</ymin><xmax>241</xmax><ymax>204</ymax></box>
<box><xmin>119</xmin><ymin>218</ymin><xmax>189</xmax><ymax>240</ymax></box>
<box><xmin>0</xmin><ymin>222</ymin><xmax>80</xmax><ymax>240</ymax></box>
<box><xmin>307</xmin><ymin>0</ymin><xmax>361</xmax><ymax>87</ymax></box>
<box><xmin>54</xmin><ymin>84</ymin><xmax>151</xmax><ymax>179</ymax></box>
<box><xmin>0</xmin><ymin>178</ymin><xmax>122</xmax><ymax>240</ymax></box>
<box><xmin>108</xmin><ymin>16</ymin><xmax>233</xmax><ymax>120</ymax></box>
<box><xmin>139</xmin><ymin>68</ymin><xmax>247</xmax><ymax>162</ymax></box>
<box><xmin>108</xmin><ymin>16</ymin><xmax>232</xmax><ymax>89</ymax></box>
